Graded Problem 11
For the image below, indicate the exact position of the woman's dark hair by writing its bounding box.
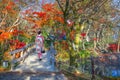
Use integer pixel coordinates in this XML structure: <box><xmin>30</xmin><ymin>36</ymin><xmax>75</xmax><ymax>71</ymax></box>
<box><xmin>37</xmin><ymin>30</ymin><xmax>41</xmax><ymax>34</ymax></box>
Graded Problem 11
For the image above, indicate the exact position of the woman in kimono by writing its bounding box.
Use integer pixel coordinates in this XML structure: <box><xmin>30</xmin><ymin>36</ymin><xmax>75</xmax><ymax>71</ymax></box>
<box><xmin>35</xmin><ymin>30</ymin><xmax>44</xmax><ymax>61</ymax></box>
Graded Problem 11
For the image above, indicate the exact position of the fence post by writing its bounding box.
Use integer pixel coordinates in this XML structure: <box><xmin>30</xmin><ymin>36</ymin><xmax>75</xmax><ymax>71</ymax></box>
<box><xmin>11</xmin><ymin>54</ymin><xmax>15</xmax><ymax>71</ymax></box>
<box><xmin>91</xmin><ymin>55</ymin><xmax>95</xmax><ymax>80</ymax></box>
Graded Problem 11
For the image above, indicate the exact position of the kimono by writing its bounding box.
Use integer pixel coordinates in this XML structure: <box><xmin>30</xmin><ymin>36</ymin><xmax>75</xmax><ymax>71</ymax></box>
<box><xmin>35</xmin><ymin>34</ymin><xmax>44</xmax><ymax>59</ymax></box>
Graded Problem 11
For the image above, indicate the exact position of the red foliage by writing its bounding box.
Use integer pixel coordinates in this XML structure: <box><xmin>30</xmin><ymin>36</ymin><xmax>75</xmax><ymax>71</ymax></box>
<box><xmin>33</xmin><ymin>12</ymin><xmax>46</xmax><ymax>18</ymax></box>
<box><xmin>12</xmin><ymin>29</ymin><xmax>18</xmax><ymax>36</ymax></box>
<box><xmin>5</xmin><ymin>1</ymin><xmax>15</xmax><ymax>10</ymax></box>
<box><xmin>9</xmin><ymin>39</ymin><xmax>26</xmax><ymax>49</ymax></box>
<box><xmin>108</xmin><ymin>43</ymin><xmax>120</xmax><ymax>52</ymax></box>
<box><xmin>12</xmin><ymin>29</ymin><xmax>23</xmax><ymax>36</ymax></box>
<box><xmin>93</xmin><ymin>38</ymin><xmax>97</xmax><ymax>41</ymax></box>
<box><xmin>80</xmin><ymin>33</ymin><xmax>86</xmax><ymax>37</ymax></box>
<box><xmin>6</xmin><ymin>6</ymin><xmax>12</xmax><ymax>10</ymax></box>
<box><xmin>9</xmin><ymin>1</ymin><xmax>15</xmax><ymax>5</ymax></box>
<box><xmin>42</xmin><ymin>3</ymin><xmax>54</xmax><ymax>12</ymax></box>
<box><xmin>16</xmin><ymin>42</ymin><xmax>26</xmax><ymax>49</ymax></box>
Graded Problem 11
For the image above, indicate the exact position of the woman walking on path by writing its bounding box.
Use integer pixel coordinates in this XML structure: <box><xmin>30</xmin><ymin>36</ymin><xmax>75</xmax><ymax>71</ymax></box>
<box><xmin>35</xmin><ymin>30</ymin><xmax>44</xmax><ymax>61</ymax></box>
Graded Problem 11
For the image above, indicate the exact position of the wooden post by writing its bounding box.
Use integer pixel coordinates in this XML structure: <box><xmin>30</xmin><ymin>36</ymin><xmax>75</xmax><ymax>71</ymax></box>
<box><xmin>11</xmin><ymin>54</ymin><xmax>15</xmax><ymax>71</ymax></box>
<box><xmin>20</xmin><ymin>51</ymin><xmax>24</xmax><ymax>63</ymax></box>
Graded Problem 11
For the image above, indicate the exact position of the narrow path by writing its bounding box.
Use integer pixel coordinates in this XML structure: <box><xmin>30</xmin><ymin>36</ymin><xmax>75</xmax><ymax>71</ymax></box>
<box><xmin>14</xmin><ymin>49</ymin><xmax>56</xmax><ymax>72</ymax></box>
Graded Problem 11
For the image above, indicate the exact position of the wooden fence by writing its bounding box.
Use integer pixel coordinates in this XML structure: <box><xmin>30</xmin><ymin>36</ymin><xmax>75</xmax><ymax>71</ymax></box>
<box><xmin>9</xmin><ymin>43</ymin><xmax>35</xmax><ymax>71</ymax></box>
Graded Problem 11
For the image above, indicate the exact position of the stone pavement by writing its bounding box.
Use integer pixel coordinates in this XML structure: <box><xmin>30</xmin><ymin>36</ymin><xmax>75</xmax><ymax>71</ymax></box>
<box><xmin>14</xmin><ymin>49</ymin><xmax>55</xmax><ymax>72</ymax></box>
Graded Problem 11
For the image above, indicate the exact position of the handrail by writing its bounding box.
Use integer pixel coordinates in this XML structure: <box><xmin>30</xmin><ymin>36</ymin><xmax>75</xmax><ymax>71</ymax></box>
<box><xmin>49</xmin><ymin>42</ymin><xmax>57</xmax><ymax>71</ymax></box>
<box><xmin>10</xmin><ymin>43</ymin><xmax>35</xmax><ymax>55</ymax></box>
<box><xmin>9</xmin><ymin>43</ymin><xmax>35</xmax><ymax>71</ymax></box>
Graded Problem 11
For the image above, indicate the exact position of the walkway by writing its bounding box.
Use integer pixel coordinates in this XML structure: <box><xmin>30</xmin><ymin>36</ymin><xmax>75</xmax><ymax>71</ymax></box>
<box><xmin>14</xmin><ymin>49</ymin><xmax>55</xmax><ymax>72</ymax></box>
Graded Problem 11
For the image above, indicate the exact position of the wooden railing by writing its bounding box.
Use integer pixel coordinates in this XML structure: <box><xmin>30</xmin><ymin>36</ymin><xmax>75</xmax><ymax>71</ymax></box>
<box><xmin>48</xmin><ymin>42</ymin><xmax>57</xmax><ymax>71</ymax></box>
<box><xmin>9</xmin><ymin>43</ymin><xmax>35</xmax><ymax>71</ymax></box>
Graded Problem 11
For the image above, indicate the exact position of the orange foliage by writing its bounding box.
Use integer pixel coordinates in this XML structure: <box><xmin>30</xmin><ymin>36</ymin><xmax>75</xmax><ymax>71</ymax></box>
<box><xmin>52</xmin><ymin>9</ymin><xmax>63</xmax><ymax>15</ymax></box>
<box><xmin>34</xmin><ymin>20</ymin><xmax>42</xmax><ymax>27</ymax></box>
<box><xmin>1</xmin><ymin>0</ymin><xmax>8</xmax><ymax>3</ymax></box>
<box><xmin>70</xmin><ymin>30</ymin><xmax>75</xmax><ymax>40</ymax></box>
<box><xmin>61</xmin><ymin>40</ymin><xmax>69</xmax><ymax>50</ymax></box>
<box><xmin>42</xmin><ymin>3</ymin><xmax>54</xmax><ymax>12</ymax></box>
<box><xmin>53</xmin><ymin>16</ymin><xmax>64</xmax><ymax>24</ymax></box>
<box><xmin>24</xmin><ymin>17</ymin><xmax>35</xmax><ymax>23</ymax></box>
<box><xmin>9</xmin><ymin>1</ymin><xmax>15</xmax><ymax>5</ymax></box>
<box><xmin>10</xmin><ymin>45</ymin><xmax>16</xmax><ymax>50</ymax></box>
<box><xmin>12</xmin><ymin>29</ymin><xmax>23</xmax><ymax>36</ymax></box>
<box><xmin>0</xmin><ymin>30</ymin><xmax>5</xmax><ymax>33</ymax></box>
<box><xmin>1</xmin><ymin>9</ymin><xmax>7</xmax><ymax>14</ymax></box>
<box><xmin>3</xmin><ymin>51</ymin><xmax>12</xmax><ymax>60</ymax></box>
<box><xmin>33</xmin><ymin>11</ymin><xmax>47</xmax><ymax>18</ymax></box>
<box><xmin>0</xmin><ymin>32</ymin><xmax>12</xmax><ymax>42</ymax></box>
<box><xmin>10</xmin><ymin>9</ymin><xmax>16</xmax><ymax>14</ymax></box>
<box><xmin>6</xmin><ymin>6</ymin><xmax>12</xmax><ymax>10</ymax></box>
<box><xmin>42</xmin><ymin>3</ymin><xmax>63</xmax><ymax>15</ymax></box>
<box><xmin>5</xmin><ymin>1</ymin><xmax>15</xmax><ymax>11</ymax></box>
<box><xmin>24</xmin><ymin>3</ymin><xmax>64</xmax><ymax>27</ymax></box>
<box><xmin>15</xmin><ymin>52</ymin><xmax>20</xmax><ymax>59</ymax></box>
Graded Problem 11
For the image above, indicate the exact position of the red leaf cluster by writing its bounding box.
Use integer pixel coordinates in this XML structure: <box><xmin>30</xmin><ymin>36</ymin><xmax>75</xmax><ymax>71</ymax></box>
<box><xmin>42</xmin><ymin>3</ymin><xmax>54</xmax><ymax>12</ymax></box>
<box><xmin>9</xmin><ymin>39</ymin><xmax>26</xmax><ymax>49</ymax></box>
<box><xmin>33</xmin><ymin>12</ymin><xmax>46</xmax><ymax>18</ymax></box>
<box><xmin>12</xmin><ymin>29</ymin><xmax>23</xmax><ymax>36</ymax></box>
<box><xmin>108</xmin><ymin>43</ymin><xmax>120</xmax><ymax>52</ymax></box>
<box><xmin>81</xmin><ymin>33</ymin><xmax>86</xmax><ymax>37</ymax></box>
<box><xmin>5</xmin><ymin>1</ymin><xmax>15</xmax><ymax>10</ymax></box>
<box><xmin>6</xmin><ymin>6</ymin><xmax>12</xmax><ymax>10</ymax></box>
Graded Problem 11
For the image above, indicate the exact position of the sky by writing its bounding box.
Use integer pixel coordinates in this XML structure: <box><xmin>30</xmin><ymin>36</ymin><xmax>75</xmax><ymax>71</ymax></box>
<box><xmin>112</xmin><ymin>0</ymin><xmax>120</xmax><ymax>10</ymax></box>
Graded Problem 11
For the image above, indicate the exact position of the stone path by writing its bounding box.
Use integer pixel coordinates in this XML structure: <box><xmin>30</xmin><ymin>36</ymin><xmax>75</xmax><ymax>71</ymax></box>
<box><xmin>14</xmin><ymin>49</ymin><xmax>56</xmax><ymax>72</ymax></box>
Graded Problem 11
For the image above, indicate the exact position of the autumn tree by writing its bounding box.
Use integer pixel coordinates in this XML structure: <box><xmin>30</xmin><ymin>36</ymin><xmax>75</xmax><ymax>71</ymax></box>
<box><xmin>0</xmin><ymin>0</ymin><xmax>33</xmax><ymax>64</ymax></box>
<box><xmin>55</xmin><ymin>0</ymin><xmax>120</xmax><ymax>67</ymax></box>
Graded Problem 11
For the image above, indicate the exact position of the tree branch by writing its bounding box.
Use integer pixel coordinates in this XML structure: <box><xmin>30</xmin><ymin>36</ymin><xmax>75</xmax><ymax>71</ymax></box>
<box><xmin>56</xmin><ymin>0</ymin><xmax>64</xmax><ymax>12</ymax></box>
<box><xmin>0</xmin><ymin>12</ymin><xmax>8</xmax><ymax>27</ymax></box>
